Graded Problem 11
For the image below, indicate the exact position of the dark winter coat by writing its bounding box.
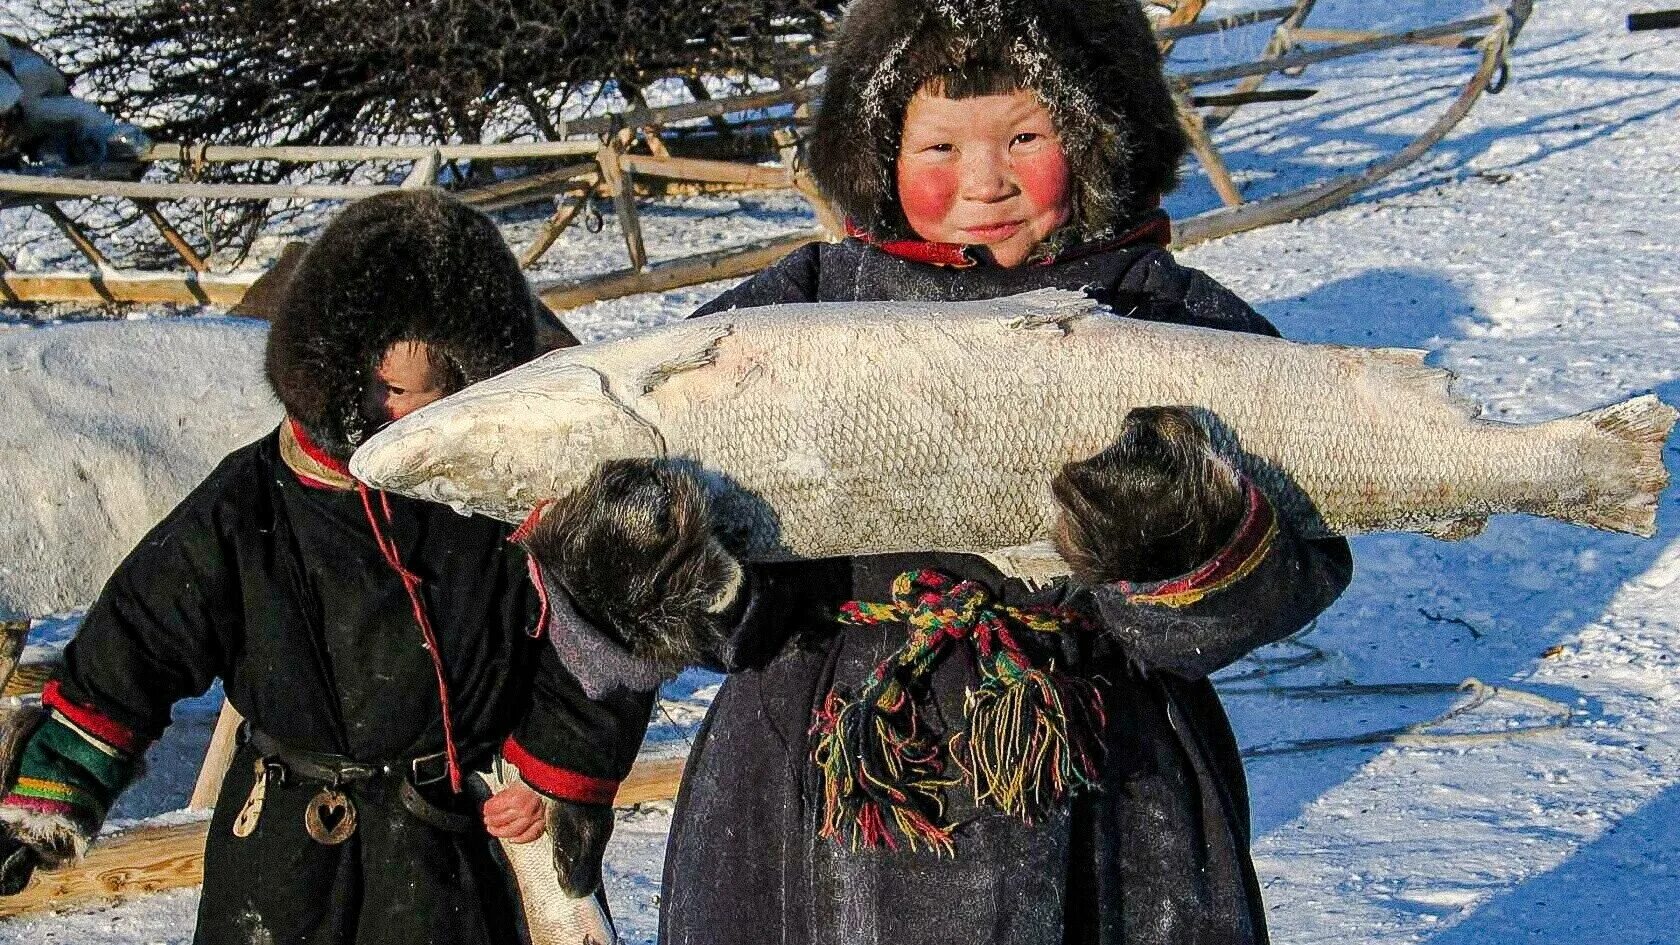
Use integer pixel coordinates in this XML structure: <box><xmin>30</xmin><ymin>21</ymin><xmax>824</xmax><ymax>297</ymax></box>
<box><xmin>51</xmin><ymin>429</ymin><xmax>652</xmax><ymax>945</ymax></box>
<box><xmin>658</xmin><ymin>232</ymin><xmax>1354</xmax><ymax>945</ymax></box>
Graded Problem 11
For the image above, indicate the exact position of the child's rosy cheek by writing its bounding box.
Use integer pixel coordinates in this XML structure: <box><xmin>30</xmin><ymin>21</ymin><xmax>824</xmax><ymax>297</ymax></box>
<box><xmin>897</xmin><ymin>164</ymin><xmax>959</xmax><ymax>232</ymax></box>
<box><xmin>1017</xmin><ymin>148</ymin><xmax>1073</xmax><ymax>219</ymax></box>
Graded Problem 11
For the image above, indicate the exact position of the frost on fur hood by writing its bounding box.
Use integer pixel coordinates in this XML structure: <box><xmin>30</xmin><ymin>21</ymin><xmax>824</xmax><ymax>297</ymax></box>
<box><xmin>810</xmin><ymin>0</ymin><xmax>1187</xmax><ymax>244</ymax></box>
<box><xmin>265</xmin><ymin>190</ymin><xmax>543</xmax><ymax>461</ymax></box>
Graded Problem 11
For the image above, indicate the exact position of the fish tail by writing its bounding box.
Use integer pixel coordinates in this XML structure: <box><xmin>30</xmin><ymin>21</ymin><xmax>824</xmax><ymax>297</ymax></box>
<box><xmin>1550</xmin><ymin>395</ymin><xmax>1676</xmax><ymax>537</ymax></box>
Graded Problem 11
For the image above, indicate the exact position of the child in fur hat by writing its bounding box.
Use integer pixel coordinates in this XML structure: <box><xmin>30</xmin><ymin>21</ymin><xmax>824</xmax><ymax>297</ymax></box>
<box><xmin>522</xmin><ymin>2</ymin><xmax>1354</xmax><ymax>943</ymax></box>
<box><xmin>0</xmin><ymin>191</ymin><xmax>648</xmax><ymax>945</ymax></box>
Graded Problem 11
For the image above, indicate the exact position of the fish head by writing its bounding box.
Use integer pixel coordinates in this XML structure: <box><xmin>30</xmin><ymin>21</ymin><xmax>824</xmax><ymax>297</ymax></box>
<box><xmin>350</xmin><ymin>361</ymin><xmax>665</xmax><ymax>523</ymax></box>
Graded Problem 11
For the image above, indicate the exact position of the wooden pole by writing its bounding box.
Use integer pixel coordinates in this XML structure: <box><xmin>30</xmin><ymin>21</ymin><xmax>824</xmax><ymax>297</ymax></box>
<box><xmin>0</xmin><ymin>173</ymin><xmax>398</xmax><ymax>203</ymax></box>
<box><xmin>135</xmin><ymin>200</ymin><xmax>209</xmax><ymax>273</ymax></box>
<box><xmin>520</xmin><ymin>192</ymin><xmax>591</xmax><ymax>269</ymax></box>
<box><xmin>0</xmin><ymin>619</ymin><xmax>26</xmax><ymax>695</ymax></box>
<box><xmin>0</xmin><ymin>754</ymin><xmax>688</xmax><ymax>919</ymax></box>
<box><xmin>1175</xmin><ymin>93</ymin><xmax>1245</xmax><ymax>208</ymax></box>
<box><xmin>538</xmin><ymin>229</ymin><xmax>824</xmax><ymax>311</ymax></box>
<box><xmin>775</xmin><ymin>110</ymin><xmax>843</xmax><ymax>239</ymax></box>
<box><xmin>0</xmin><ymin>269</ymin><xmax>258</xmax><ymax>307</ymax></box>
<box><xmin>40</xmin><ymin>203</ymin><xmax>114</xmax><ymax>270</ymax></box>
<box><xmin>597</xmin><ymin>131</ymin><xmax>648</xmax><ymax>273</ymax></box>
<box><xmin>187</xmin><ymin>702</ymin><xmax>244</xmax><ymax>811</ymax></box>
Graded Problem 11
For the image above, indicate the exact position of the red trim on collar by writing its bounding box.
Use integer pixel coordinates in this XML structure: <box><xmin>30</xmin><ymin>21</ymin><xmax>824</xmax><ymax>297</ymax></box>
<box><xmin>286</xmin><ymin>417</ymin><xmax>354</xmax><ymax>489</ymax></box>
<box><xmin>847</xmin><ymin>209</ymin><xmax>1172</xmax><ymax>268</ymax></box>
<box><xmin>845</xmin><ymin>222</ymin><xmax>977</xmax><ymax>268</ymax></box>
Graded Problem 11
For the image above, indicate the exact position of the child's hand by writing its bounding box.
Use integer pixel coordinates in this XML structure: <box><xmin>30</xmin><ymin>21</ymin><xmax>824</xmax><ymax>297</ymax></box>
<box><xmin>1052</xmin><ymin>406</ymin><xmax>1246</xmax><ymax>585</ymax></box>
<box><xmin>482</xmin><ymin>780</ymin><xmax>547</xmax><ymax>843</ymax></box>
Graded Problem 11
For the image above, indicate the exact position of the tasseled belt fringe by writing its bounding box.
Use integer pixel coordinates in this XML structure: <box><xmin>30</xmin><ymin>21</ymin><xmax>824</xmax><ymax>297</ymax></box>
<box><xmin>810</xmin><ymin>569</ymin><xmax>1107</xmax><ymax>855</ymax></box>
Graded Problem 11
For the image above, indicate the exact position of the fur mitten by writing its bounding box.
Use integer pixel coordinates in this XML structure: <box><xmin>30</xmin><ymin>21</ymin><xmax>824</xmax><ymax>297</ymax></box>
<box><xmin>523</xmin><ymin>459</ymin><xmax>744</xmax><ymax>679</ymax></box>
<box><xmin>546</xmin><ymin>798</ymin><xmax>614</xmax><ymax>899</ymax></box>
<box><xmin>0</xmin><ymin>702</ymin><xmax>140</xmax><ymax>895</ymax></box>
<box><xmin>1053</xmin><ymin>406</ymin><xmax>1246</xmax><ymax>585</ymax></box>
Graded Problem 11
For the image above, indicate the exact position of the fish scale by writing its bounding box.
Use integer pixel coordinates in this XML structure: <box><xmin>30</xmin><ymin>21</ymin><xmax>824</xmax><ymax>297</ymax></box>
<box><xmin>351</xmin><ymin>290</ymin><xmax>1675</xmax><ymax>574</ymax></box>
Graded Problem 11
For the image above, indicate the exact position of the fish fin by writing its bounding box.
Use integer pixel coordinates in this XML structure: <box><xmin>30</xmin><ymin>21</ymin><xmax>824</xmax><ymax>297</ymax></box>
<box><xmin>631</xmin><ymin>322</ymin><xmax>734</xmax><ymax>394</ymax></box>
<box><xmin>1419</xmin><ymin>517</ymin><xmax>1488</xmax><ymax>541</ymax></box>
<box><xmin>1340</xmin><ymin>346</ymin><xmax>1480</xmax><ymax>420</ymax></box>
<box><xmin>1551</xmin><ymin>395</ymin><xmax>1676</xmax><ymax>537</ymax></box>
<box><xmin>1004</xmin><ymin>289</ymin><xmax>1103</xmax><ymax>333</ymax></box>
<box><xmin>1368</xmin><ymin>347</ymin><xmax>1432</xmax><ymax>369</ymax></box>
<box><xmin>980</xmin><ymin>542</ymin><xmax>1071</xmax><ymax>590</ymax></box>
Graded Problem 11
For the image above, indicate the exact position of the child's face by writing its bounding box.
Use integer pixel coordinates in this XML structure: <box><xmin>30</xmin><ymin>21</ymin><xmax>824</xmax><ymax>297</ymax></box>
<box><xmin>366</xmin><ymin>340</ymin><xmax>447</xmax><ymax>423</ymax></box>
<box><xmin>895</xmin><ymin>86</ymin><xmax>1072</xmax><ymax>267</ymax></box>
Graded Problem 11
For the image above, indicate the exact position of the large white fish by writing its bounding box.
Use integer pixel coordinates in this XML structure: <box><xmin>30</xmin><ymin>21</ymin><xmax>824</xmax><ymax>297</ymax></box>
<box><xmin>351</xmin><ymin>290</ymin><xmax>1674</xmax><ymax>572</ymax></box>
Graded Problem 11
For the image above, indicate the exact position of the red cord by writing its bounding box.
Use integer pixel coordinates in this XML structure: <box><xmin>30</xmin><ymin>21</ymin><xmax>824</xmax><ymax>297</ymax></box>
<box><xmin>358</xmin><ymin>483</ymin><xmax>464</xmax><ymax>793</ymax></box>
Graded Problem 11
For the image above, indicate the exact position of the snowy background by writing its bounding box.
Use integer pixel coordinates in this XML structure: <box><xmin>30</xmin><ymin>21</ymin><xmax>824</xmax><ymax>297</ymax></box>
<box><xmin>2</xmin><ymin>0</ymin><xmax>1679</xmax><ymax>942</ymax></box>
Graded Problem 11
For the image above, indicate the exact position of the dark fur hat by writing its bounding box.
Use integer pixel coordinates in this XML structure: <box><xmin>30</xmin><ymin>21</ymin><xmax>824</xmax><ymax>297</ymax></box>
<box><xmin>265</xmin><ymin>190</ymin><xmax>543</xmax><ymax>460</ymax></box>
<box><xmin>810</xmin><ymin>0</ymin><xmax>1187</xmax><ymax>243</ymax></box>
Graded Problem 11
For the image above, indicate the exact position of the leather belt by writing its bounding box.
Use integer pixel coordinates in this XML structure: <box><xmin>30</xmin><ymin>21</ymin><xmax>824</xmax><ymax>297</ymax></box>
<box><xmin>242</xmin><ymin>724</ymin><xmax>479</xmax><ymax>833</ymax></box>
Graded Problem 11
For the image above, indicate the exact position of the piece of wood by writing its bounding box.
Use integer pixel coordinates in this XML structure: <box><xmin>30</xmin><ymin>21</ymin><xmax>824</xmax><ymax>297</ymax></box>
<box><xmin>520</xmin><ymin>192</ymin><xmax>591</xmax><ymax>269</ymax></box>
<box><xmin>134</xmin><ymin>87</ymin><xmax>819</xmax><ymax>169</ymax></box>
<box><xmin>0</xmin><ymin>619</ymin><xmax>26</xmax><ymax>695</ymax></box>
<box><xmin>538</xmin><ymin>229</ymin><xmax>825</xmax><ymax>311</ymax></box>
<box><xmin>135</xmin><ymin>200</ymin><xmax>209</xmax><ymax>272</ymax></box>
<box><xmin>1158</xmin><ymin>4</ymin><xmax>1295</xmax><ymax>40</ymax></box>
<box><xmin>0</xmin><ymin>754</ymin><xmax>690</xmax><ymax>919</ymax></box>
<box><xmin>1191</xmin><ymin>88</ymin><xmax>1318</xmax><ymax>108</ymax></box>
<box><xmin>402</xmin><ymin>150</ymin><xmax>442</xmax><ymax>189</ymax></box>
<box><xmin>0</xmin><ymin>269</ymin><xmax>259</xmax><ymax>306</ymax></box>
<box><xmin>0</xmin><ymin>173</ymin><xmax>397</xmax><ymax>203</ymax></box>
<box><xmin>459</xmin><ymin>163</ymin><xmax>598</xmax><ymax>213</ymax></box>
<box><xmin>0</xmin><ymin>820</ymin><xmax>209</xmax><ymax>919</ymax></box>
<box><xmin>1628</xmin><ymin>10</ymin><xmax>1680</xmax><ymax>31</ymax></box>
<box><xmin>1179</xmin><ymin>11</ymin><xmax>1502</xmax><ymax>87</ymax></box>
<box><xmin>1176</xmin><ymin>94</ymin><xmax>1245</xmax><ymax>208</ymax></box>
<box><xmin>188</xmin><ymin>702</ymin><xmax>244</xmax><ymax>811</ymax></box>
<box><xmin>1</xmin><ymin>661</ymin><xmax>55</xmax><ymax>699</ymax></box>
<box><xmin>597</xmin><ymin>132</ymin><xmax>647</xmax><ymax>272</ymax></box>
<box><xmin>1289</xmin><ymin>26</ymin><xmax>1483</xmax><ymax>51</ymax></box>
<box><xmin>620</xmin><ymin>154</ymin><xmax>792</xmax><ymax>189</ymax></box>
<box><xmin>41</xmin><ymin>203</ymin><xmax>113</xmax><ymax>269</ymax></box>
<box><xmin>142</xmin><ymin>140</ymin><xmax>601</xmax><ymax>165</ymax></box>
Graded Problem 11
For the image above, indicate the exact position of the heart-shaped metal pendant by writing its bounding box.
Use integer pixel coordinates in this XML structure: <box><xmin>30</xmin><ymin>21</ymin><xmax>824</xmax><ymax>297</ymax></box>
<box><xmin>303</xmin><ymin>788</ymin><xmax>357</xmax><ymax>845</ymax></box>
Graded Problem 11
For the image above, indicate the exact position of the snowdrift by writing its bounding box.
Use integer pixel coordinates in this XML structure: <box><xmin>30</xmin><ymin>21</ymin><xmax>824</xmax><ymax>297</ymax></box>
<box><xmin>0</xmin><ymin>319</ymin><xmax>279</xmax><ymax>619</ymax></box>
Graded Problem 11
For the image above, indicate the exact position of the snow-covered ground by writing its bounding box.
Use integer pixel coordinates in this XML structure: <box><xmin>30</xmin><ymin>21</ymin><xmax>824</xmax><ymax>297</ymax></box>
<box><xmin>3</xmin><ymin>0</ymin><xmax>1679</xmax><ymax>942</ymax></box>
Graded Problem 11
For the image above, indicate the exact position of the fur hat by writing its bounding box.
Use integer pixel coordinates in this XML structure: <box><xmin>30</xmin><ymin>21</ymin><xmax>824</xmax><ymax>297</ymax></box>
<box><xmin>265</xmin><ymin>190</ymin><xmax>543</xmax><ymax>460</ymax></box>
<box><xmin>810</xmin><ymin>0</ymin><xmax>1187</xmax><ymax>242</ymax></box>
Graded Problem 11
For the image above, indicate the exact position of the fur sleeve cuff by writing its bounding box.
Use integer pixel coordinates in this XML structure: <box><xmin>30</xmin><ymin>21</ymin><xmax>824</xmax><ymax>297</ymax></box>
<box><xmin>501</xmin><ymin>736</ymin><xmax>619</xmax><ymax>806</ymax></box>
<box><xmin>1113</xmin><ymin>479</ymin><xmax>1278</xmax><ymax>609</ymax></box>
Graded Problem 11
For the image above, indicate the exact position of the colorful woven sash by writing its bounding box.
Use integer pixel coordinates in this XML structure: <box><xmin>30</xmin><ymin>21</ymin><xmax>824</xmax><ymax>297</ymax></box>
<box><xmin>810</xmin><ymin>569</ymin><xmax>1107</xmax><ymax>855</ymax></box>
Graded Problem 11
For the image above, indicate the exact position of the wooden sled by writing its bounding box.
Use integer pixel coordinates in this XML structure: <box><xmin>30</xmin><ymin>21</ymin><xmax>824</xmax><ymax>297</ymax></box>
<box><xmin>0</xmin><ymin>1</ymin><xmax>1531</xmax><ymax>314</ymax></box>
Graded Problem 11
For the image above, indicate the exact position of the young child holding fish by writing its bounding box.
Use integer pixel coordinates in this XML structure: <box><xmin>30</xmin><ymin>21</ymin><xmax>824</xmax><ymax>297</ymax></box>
<box><xmin>0</xmin><ymin>191</ymin><xmax>643</xmax><ymax>944</ymax></box>
<box><xmin>522</xmin><ymin>1</ymin><xmax>1354</xmax><ymax>942</ymax></box>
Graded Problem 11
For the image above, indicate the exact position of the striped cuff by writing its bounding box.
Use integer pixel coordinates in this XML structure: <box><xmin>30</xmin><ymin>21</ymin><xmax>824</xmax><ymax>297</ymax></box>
<box><xmin>41</xmin><ymin>681</ymin><xmax>147</xmax><ymax>756</ymax></box>
<box><xmin>501</xmin><ymin>735</ymin><xmax>619</xmax><ymax>806</ymax></box>
<box><xmin>2</xmin><ymin>712</ymin><xmax>138</xmax><ymax>829</ymax></box>
<box><xmin>1115</xmin><ymin>479</ymin><xmax>1278</xmax><ymax>609</ymax></box>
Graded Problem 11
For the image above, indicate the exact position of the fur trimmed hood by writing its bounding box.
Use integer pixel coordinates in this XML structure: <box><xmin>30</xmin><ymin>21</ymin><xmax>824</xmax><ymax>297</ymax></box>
<box><xmin>265</xmin><ymin>190</ymin><xmax>542</xmax><ymax>460</ymax></box>
<box><xmin>810</xmin><ymin>0</ymin><xmax>1186</xmax><ymax>243</ymax></box>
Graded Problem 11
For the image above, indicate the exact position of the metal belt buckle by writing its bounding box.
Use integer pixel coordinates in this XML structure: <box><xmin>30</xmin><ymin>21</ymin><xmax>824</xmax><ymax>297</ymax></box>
<box><xmin>410</xmin><ymin>753</ymin><xmax>449</xmax><ymax>786</ymax></box>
